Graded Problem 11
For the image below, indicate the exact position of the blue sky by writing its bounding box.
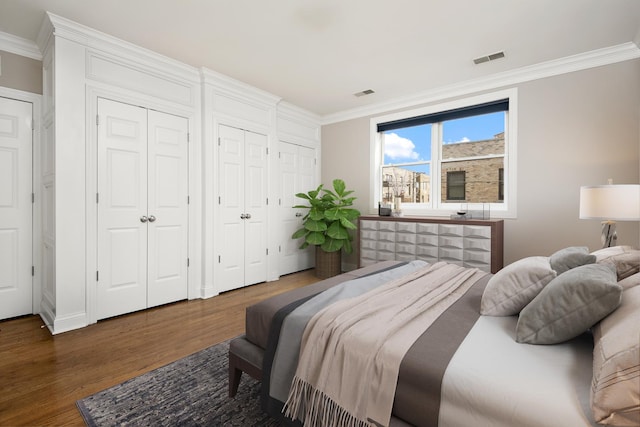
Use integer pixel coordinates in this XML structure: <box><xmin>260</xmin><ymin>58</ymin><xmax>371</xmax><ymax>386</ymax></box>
<box><xmin>384</xmin><ymin>111</ymin><xmax>505</xmax><ymax>164</ymax></box>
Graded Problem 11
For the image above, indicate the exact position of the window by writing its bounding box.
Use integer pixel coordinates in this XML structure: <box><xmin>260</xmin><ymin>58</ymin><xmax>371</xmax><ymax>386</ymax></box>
<box><xmin>371</xmin><ymin>89</ymin><xmax>517</xmax><ymax>217</ymax></box>
<box><xmin>446</xmin><ymin>171</ymin><xmax>466</xmax><ymax>200</ymax></box>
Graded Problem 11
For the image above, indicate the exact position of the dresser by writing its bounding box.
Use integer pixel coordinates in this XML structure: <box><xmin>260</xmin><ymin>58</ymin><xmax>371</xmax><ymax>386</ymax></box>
<box><xmin>358</xmin><ymin>216</ymin><xmax>504</xmax><ymax>273</ymax></box>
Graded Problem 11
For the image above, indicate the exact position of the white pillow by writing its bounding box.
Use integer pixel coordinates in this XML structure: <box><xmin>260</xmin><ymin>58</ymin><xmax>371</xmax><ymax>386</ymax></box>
<box><xmin>593</xmin><ymin>246</ymin><xmax>640</xmax><ymax>281</ymax></box>
<box><xmin>591</xmin><ymin>285</ymin><xmax>640</xmax><ymax>425</ymax></box>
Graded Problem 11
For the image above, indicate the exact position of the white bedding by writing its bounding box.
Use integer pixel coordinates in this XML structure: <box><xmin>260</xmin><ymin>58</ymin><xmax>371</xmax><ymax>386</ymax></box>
<box><xmin>439</xmin><ymin>315</ymin><xmax>599</xmax><ymax>427</ymax></box>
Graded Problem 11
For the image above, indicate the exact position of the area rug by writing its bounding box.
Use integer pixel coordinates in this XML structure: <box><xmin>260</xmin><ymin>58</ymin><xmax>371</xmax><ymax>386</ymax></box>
<box><xmin>77</xmin><ymin>339</ymin><xmax>278</xmax><ymax>426</ymax></box>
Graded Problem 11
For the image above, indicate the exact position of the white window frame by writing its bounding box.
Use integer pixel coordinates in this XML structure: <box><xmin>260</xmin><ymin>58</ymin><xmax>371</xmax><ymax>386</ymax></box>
<box><xmin>370</xmin><ymin>88</ymin><xmax>518</xmax><ymax>218</ymax></box>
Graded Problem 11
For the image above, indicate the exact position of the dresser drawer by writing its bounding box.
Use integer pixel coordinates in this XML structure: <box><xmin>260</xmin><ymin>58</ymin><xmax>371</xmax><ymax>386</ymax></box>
<box><xmin>439</xmin><ymin>224</ymin><xmax>464</xmax><ymax>237</ymax></box>
<box><xmin>439</xmin><ymin>236</ymin><xmax>464</xmax><ymax>249</ymax></box>
<box><xmin>464</xmin><ymin>225</ymin><xmax>491</xmax><ymax>239</ymax></box>
<box><xmin>360</xmin><ymin>220</ymin><xmax>378</xmax><ymax>231</ymax></box>
<box><xmin>464</xmin><ymin>238</ymin><xmax>491</xmax><ymax>252</ymax></box>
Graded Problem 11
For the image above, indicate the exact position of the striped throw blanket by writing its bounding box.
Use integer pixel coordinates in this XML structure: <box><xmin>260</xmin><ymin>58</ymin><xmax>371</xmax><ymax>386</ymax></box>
<box><xmin>283</xmin><ymin>262</ymin><xmax>485</xmax><ymax>427</ymax></box>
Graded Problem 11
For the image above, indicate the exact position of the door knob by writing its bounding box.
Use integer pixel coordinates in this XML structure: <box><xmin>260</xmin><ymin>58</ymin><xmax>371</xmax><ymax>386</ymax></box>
<box><xmin>295</xmin><ymin>212</ymin><xmax>302</xmax><ymax>217</ymax></box>
<box><xmin>240</xmin><ymin>214</ymin><xmax>246</xmax><ymax>219</ymax></box>
<box><xmin>245</xmin><ymin>213</ymin><xmax>251</xmax><ymax>219</ymax></box>
<box><xmin>148</xmin><ymin>215</ymin><xmax>156</xmax><ymax>222</ymax></box>
<box><xmin>140</xmin><ymin>216</ymin><xmax>148</xmax><ymax>223</ymax></box>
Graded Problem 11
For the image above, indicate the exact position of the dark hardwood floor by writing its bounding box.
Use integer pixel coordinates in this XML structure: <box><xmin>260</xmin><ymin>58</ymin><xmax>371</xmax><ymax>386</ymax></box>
<box><xmin>0</xmin><ymin>270</ymin><xmax>319</xmax><ymax>426</ymax></box>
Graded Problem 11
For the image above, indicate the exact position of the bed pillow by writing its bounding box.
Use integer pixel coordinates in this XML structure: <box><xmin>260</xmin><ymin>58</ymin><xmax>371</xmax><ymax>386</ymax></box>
<box><xmin>617</xmin><ymin>272</ymin><xmax>640</xmax><ymax>291</ymax></box>
<box><xmin>591</xmin><ymin>285</ymin><xmax>640</xmax><ymax>425</ymax></box>
<box><xmin>516</xmin><ymin>263</ymin><xmax>621</xmax><ymax>344</ymax></box>
<box><xmin>591</xmin><ymin>245</ymin><xmax>632</xmax><ymax>261</ymax></box>
<box><xmin>549</xmin><ymin>246</ymin><xmax>596</xmax><ymax>275</ymax></box>
<box><xmin>480</xmin><ymin>256</ymin><xmax>556</xmax><ymax>316</ymax></box>
<box><xmin>592</xmin><ymin>246</ymin><xmax>640</xmax><ymax>281</ymax></box>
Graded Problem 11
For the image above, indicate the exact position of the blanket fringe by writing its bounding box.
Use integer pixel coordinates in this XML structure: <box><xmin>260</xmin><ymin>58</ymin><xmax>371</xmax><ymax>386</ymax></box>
<box><xmin>283</xmin><ymin>376</ymin><xmax>372</xmax><ymax>427</ymax></box>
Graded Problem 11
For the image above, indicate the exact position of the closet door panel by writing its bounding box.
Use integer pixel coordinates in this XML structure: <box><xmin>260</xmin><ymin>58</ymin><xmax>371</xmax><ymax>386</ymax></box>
<box><xmin>278</xmin><ymin>142</ymin><xmax>299</xmax><ymax>275</ymax></box>
<box><xmin>97</xmin><ymin>98</ymin><xmax>147</xmax><ymax>320</ymax></box>
<box><xmin>147</xmin><ymin>110</ymin><xmax>188</xmax><ymax>308</ymax></box>
<box><xmin>0</xmin><ymin>97</ymin><xmax>32</xmax><ymax>320</ymax></box>
<box><xmin>278</xmin><ymin>142</ymin><xmax>315</xmax><ymax>275</ymax></box>
<box><xmin>218</xmin><ymin>124</ymin><xmax>245</xmax><ymax>291</ymax></box>
<box><xmin>297</xmin><ymin>146</ymin><xmax>315</xmax><ymax>270</ymax></box>
<box><xmin>243</xmin><ymin>131</ymin><xmax>267</xmax><ymax>286</ymax></box>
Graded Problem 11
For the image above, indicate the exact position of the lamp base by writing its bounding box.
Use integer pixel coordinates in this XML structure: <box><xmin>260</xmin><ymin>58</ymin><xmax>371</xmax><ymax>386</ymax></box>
<box><xmin>601</xmin><ymin>220</ymin><xmax>617</xmax><ymax>248</ymax></box>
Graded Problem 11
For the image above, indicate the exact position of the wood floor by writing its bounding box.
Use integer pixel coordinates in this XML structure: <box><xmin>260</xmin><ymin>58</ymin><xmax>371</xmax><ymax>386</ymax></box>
<box><xmin>0</xmin><ymin>270</ymin><xmax>319</xmax><ymax>426</ymax></box>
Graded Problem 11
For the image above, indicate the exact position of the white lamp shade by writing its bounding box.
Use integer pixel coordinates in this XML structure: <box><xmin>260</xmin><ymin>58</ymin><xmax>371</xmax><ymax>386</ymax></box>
<box><xmin>579</xmin><ymin>184</ymin><xmax>640</xmax><ymax>220</ymax></box>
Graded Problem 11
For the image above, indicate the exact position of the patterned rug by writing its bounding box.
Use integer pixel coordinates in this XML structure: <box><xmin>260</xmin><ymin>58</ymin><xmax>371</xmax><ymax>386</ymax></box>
<box><xmin>77</xmin><ymin>339</ymin><xmax>279</xmax><ymax>426</ymax></box>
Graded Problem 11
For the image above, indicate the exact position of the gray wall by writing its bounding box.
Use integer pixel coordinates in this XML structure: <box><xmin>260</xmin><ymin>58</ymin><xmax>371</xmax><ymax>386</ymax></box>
<box><xmin>322</xmin><ymin>59</ymin><xmax>640</xmax><ymax>267</ymax></box>
<box><xmin>0</xmin><ymin>50</ymin><xmax>42</xmax><ymax>94</ymax></box>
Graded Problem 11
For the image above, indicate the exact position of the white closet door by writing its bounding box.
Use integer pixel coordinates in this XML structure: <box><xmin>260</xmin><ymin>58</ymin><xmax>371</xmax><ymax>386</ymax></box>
<box><xmin>96</xmin><ymin>98</ymin><xmax>148</xmax><ymax>320</ymax></box>
<box><xmin>218</xmin><ymin>124</ymin><xmax>245</xmax><ymax>291</ymax></box>
<box><xmin>0</xmin><ymin>97</ymin><xmax>32</xmax><ymax>320</ymax></box>
<box><xmin>147</xmin><ymin>110</ymin><xmax>188</xmax><ymax>308</ymax></box>
<box><xmin>218</xmin><ymin>125</ymin><xmax>267</xmax><ymax>292</ymax></box>
<box><xmin>297</xmin><ymin>145</ymin><xmax>315</xmax><ymax>270</ymax></box>
<box><xmin>278</xmin><ymin>142</ymin><xmax>314</xmax><ymax>275</ymax></box>
<box><xmin>278</xmin><ymin>142</ymin><xmax>299</xmax><ymax>275</ymax></box>
<box><xmin>243</xmin><ymin>130</ymin><xmax>268</xmax><ymax>286</ymax></box>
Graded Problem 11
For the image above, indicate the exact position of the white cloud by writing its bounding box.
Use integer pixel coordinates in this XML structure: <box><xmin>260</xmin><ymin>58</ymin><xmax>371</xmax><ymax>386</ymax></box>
<box><xmin>384</xmin><ymin>133</ymin><xmax>419</xmax><ymax>160</ymax></box>
<box><xmin>444</xmin><ymin>136</ymin><xmax>470</xmax><ymax>144</ymax></box>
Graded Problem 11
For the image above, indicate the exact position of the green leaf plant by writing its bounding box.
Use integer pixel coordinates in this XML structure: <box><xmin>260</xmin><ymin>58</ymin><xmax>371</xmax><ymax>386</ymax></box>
<box><xmin>291</xmin><ymin>179</ymin><xmax>361</xmax><ymax>253</ymax></box>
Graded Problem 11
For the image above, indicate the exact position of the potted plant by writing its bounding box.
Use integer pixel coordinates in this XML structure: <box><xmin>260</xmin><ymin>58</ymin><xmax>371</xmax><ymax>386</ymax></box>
<box><xmin>292</xmin><ymin>179</ymin><xmax>361</xmax><ymax>278</ymax></box>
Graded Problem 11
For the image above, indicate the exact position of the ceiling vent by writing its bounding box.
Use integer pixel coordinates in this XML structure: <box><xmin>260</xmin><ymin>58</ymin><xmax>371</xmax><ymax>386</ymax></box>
<box><xmin>473</xmin><ymin>51</ymin><xmax>505</xmax><ymax>65</ymax></box>
<box><xmin>354</xmin><ymin>89</ymin><xmax>375</xmax><ymax>97</ymax></box>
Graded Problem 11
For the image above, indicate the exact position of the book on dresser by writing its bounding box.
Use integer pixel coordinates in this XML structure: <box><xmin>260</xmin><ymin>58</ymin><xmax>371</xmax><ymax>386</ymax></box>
<box><xmin>358</xmin><ymin>216</ymin><xmax>504</xmax><ymax>273</ymax></box>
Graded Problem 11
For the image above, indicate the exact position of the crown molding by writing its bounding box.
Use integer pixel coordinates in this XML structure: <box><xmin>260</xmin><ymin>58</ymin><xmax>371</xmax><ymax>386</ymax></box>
<box><xmin>0</xmin><ymin>31</ymin><xmax>42</xmax><ymax>60</ymax></box>
<box><xmin>278</xmin><ymin>100</ymin><xmax>322</xmax><ymax>126</ymax></box>
<box><xmin>42</xmin><ymin>12</ymin><xmax>200</xmax><ymax>84</ymax></box>
<box><xmin>322</xmin><ymin>42</ymin><xmax>640</xmax><ymax>125</ymax></box>
<box><xmin>277</xmin><ymin>100</ymin><xmax>322</xmax><ymax>143</ymax></box>
<box><xmin>201</xmin><ymin>67</ymin><xmax>282</xmax><ymax>107</ymax></box>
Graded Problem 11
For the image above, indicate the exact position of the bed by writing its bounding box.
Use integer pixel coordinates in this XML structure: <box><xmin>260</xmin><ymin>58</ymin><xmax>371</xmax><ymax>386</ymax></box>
<box><xmin>228</xmin><ymin>246</ymin><xmax>640</xmax><ymax>427</ymax></box>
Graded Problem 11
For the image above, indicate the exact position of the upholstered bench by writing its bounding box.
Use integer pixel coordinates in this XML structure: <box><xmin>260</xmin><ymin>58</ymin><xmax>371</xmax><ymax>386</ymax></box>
<box><xmin>228</xmin><ymin>335</ymin><xmax>264</xmax><ymax>397</ymax></box>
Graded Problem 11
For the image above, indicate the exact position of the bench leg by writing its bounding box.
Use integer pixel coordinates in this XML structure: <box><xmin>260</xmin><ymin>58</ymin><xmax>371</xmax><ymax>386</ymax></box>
<box><xmin>228</xmin><ymin>339</ymin><xmax>263</xmax><ymax>398</ymax></box>
<box><xmin>229</xmin><ymin>367</ymin><xmax>243</xmax><ymax>398</ymax></box>
<box><xmin>228</xmin><ymin>353</ymin><xmax>243</xmax><ymax>398</ymax></box>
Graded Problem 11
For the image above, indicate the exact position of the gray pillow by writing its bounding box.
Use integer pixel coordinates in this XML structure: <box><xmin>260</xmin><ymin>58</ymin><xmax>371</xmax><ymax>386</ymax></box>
<box><xmin>549</xmin><ymin>246</ymin><xmax>596</xmax><ymax>275</ymax></box>
<box><xmin>516</xmin><ymin>263</ymin><xmax>621</xmax><ymax>345</ymax></box>
<box><xmin>481</xmin><ymin>256</ymin><xmax>556</xmax><ymax>316</ymax></box>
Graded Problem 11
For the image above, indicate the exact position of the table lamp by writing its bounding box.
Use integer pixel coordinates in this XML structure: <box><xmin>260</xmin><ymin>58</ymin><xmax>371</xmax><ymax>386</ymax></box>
<box><xmin>579</xmin><ymin>181</ymin><xmax>640</xmax><ymax>248</ymax></box>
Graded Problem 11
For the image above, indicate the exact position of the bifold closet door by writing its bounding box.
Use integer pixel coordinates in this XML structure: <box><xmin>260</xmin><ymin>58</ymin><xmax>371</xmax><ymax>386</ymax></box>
<box><xmin>146</xmin><ymin>109</ymin><xmax>188</xmax><ymax>308</ymax></box>
<box><xmin>278</xmin><ymin>141</ymin><xmax>315</xmax><ymax>275</ymax></box>
<box><xmin>97</xmin><ymin>99</ymin><xmax>148</xmax><ymax>319</ymax></box>
<box><xmin>97</xmin><ymin>98</ymin><xmax>188</xmax><ymax>320</ymax></box>
<box><xmin>0</xmin><ymin>97</ymin><xmax>33</xmax><ymax>320</ymax></box>
<box><xmin>218</xmin><ymin>124</ymin><xmax>267</xmax><ymax>292</ymax></box>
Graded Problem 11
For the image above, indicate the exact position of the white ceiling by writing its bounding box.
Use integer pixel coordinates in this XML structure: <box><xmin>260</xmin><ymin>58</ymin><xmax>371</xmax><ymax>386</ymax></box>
<box><xmin>0</xmin><ymin>0</ymin><xmax>639</xmax><ymax>117</ymax></box>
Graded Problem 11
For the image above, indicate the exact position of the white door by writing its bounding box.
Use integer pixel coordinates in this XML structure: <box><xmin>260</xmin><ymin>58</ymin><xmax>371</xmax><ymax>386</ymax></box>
<box><xmin>0</xmin><ymin>97</ymin><xmax>32</xmax><ymax>320</ymax></box>
<box><xmin>97</xmin><ymin>98</ymin><xmax>148</xmax><ymax>319</ymax></box>
<box><xmin>218</xmin><ymin>125</ymin><xmax>245</xmax><ymax>291</ymax></box>
<box><xmin>297</xmin><ymin>145</ymin><xmax>315</xmax><ymax>269</ymax></box>
<box><xmin>243</xmin><ymin>131</ymin><xmax>268</xmax><ymax>285</ymax></box>
<box><xmin>278</xmin><ymin>142</ymin><xmax>315</xmax><ymax>275</ymax></box>
<box><xmin>218</xmin><ymin>124</ymin><xmax>267</xmax><ymax>292</ymax></box>
<box><xmin>147</xmin><ymin>109</ymin><xmax>189</xmax><ymax>308</ymax></box>
<box><xmin>97</xmin><ymin>98</ymin><xmax>189</xmax><ymax>319</ymax></box>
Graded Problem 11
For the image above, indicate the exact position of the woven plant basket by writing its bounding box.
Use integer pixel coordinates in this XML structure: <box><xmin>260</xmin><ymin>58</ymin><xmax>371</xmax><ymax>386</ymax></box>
<box><xmin>315</xmin><ymin>248</ymin><xmax>342</xmax><ymax>279</ymax></box>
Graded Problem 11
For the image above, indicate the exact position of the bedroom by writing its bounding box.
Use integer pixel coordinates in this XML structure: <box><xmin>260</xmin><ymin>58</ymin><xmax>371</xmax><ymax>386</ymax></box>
<box><xmin>0</xmin><ymin>0</ymin><xmax>639</xmax><ymax>425</ymax></box>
